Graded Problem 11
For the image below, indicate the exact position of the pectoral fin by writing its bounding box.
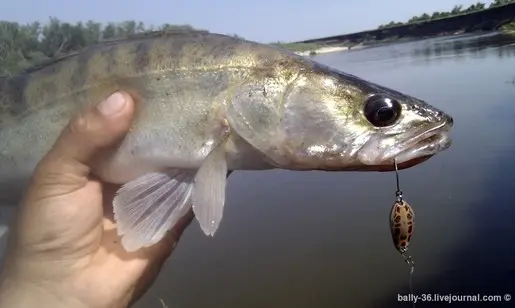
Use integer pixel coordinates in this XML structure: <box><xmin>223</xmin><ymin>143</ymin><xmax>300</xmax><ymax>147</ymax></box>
<box><xmin>113</xmin><ymin>128</ymin><xmax>231</xmax><ymax>251</ymax></box>
<box><xmin>113</xmin><ymin>169</ymin><xmax>195</xmax><ymax>252</ymax></box>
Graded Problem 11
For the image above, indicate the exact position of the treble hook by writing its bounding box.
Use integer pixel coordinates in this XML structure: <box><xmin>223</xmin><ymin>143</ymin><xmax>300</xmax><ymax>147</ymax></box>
<box><xmin>391</xmin><ymin>158</ymin><xmax>416</xmax><ymax>307</ymax></box>
<box><xmin>400</xmin><ymin>248</ymin><xmax>415</xmax><ymax>272</ymax></box>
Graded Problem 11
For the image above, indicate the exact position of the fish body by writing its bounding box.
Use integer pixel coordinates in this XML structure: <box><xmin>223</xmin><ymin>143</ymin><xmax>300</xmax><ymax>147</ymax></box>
<box><xmin>0</xmin><ymin>30</ymin><xmax>453</xmax><ymax>251</ymax></box>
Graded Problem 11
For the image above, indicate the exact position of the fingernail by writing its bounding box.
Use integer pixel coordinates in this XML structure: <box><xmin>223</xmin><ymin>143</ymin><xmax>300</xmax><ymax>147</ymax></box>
<box><xmin>97</xmin><ymin>92</ymin><xmax>126</xmax><ymax>116</ymax></box>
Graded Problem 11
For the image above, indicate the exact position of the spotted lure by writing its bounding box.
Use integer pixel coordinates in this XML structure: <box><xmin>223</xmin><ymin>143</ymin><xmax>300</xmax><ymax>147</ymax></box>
<box><xmin>390</xmin><ymin>199</ymin><xmax>415</xmax><ymax>258</ymax></box>
<box><xmin>390</xmin><ymin>159</ymin><xmax>416</xmax><ymax>305</ymax></box>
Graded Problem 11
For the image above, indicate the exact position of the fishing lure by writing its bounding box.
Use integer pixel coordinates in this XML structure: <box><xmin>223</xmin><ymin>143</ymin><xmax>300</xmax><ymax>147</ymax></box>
<box><xmin>390</xmin><ymin>200</ymin><xmax>415</xmax><ymax>265</ymax></box>
<box><xmin>389</xmin><ymin>159</ymin><xmax>415</xmax><ymax>266</ymax></box>
<box><xmin>390</xmin><ymin>159</ymin><xmax>416</xmax><ymax>306</ymax></box>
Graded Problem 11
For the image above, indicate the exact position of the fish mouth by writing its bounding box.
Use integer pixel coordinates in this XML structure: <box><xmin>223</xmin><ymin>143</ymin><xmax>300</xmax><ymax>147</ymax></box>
<box><xmin>357</xmin><ymin>116</ymin><xmax>453</xmax><ymax>171</ymax></box>
<box><xmin>375</xmin><ymin>132</ymin><xmax>450</xmax><ymax>172</ymax></box>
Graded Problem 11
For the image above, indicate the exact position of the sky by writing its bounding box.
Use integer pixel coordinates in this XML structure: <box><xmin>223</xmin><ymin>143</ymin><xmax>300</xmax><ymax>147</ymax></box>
<box><xmin>0</xmin><ymin>0</ymin><xmax>495</xmax><ymax>43</ymax></box>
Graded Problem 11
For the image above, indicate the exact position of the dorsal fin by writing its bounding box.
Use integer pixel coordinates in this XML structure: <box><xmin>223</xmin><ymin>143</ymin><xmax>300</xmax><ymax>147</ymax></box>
<box><xmin>18</xmin><ymin>29</ymin><xmax>211</xmax><ymax>75</ymax></box>
<box><xmin>101</xmin><ymin>29</ymin><xmax>210</xmax><ymax>43</ymax></box>
<box><xmin>20</xmin><ymin>50</ymin><xmax>81</xmax><ymax>74</ymax></box>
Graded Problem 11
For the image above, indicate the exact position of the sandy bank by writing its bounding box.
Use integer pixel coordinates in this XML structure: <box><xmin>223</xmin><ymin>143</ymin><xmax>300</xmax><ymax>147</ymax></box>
<box><xmin>294</xmin><ymin>46</ymin><xmax>349</xmax><ymax>56</ymax></box>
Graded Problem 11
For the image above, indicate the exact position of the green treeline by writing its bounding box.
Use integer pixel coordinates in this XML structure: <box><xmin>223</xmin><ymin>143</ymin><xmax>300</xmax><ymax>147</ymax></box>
<box><xmin>0</xmin><ymin>17</ymin><xmax>316</xmax><ymax>76</ymax></box>
<box><xmin>378</xmin><ymin>0</ymin><xmax>514</xmax><ymax>29</ymax></box>
<box><xmin>0</xmin><ymin>18</ymin><xmax>208</xmax><ymax>76</ymax></box>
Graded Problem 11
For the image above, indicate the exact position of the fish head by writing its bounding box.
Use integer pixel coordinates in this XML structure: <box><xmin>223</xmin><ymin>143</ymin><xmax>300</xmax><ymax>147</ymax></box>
<box><xmin>275</xmin><ymin>62</ymin><xmax>454</xmax><ymax>172</ymax></box>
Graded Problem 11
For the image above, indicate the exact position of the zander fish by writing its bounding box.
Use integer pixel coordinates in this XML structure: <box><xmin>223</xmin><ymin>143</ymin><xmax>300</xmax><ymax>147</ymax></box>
<box><xmin>0</xmin><ymin>30</ymin><xmax>453</xmax><ymax>252</ymax></box>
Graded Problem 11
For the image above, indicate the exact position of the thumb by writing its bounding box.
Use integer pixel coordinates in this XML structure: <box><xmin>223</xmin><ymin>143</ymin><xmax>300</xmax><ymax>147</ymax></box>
<box><xmin>31</xmin><ymin>91</ymin><xmax>135</xmax><ymax>192</ymax></box>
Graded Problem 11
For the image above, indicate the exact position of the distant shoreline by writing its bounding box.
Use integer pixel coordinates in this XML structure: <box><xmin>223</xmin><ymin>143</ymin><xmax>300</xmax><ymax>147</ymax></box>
<box><xmin>293</xmin><ymin>3</ymin><xmax>515</xmax><ymax>49</ymax></box>
<box><xmin>287</xmin><ymin>28</ymin><xmax>515</xmax><ymax>57</ymax></box>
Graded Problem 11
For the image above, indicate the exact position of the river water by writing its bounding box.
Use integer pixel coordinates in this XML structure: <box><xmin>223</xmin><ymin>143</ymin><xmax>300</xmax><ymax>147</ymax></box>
<box><xmin>135</xmin><ymin>32</ymin><xmax>515</xmax><ymax>308</ymax></box>
<box><xmin>0</xmin><ymin>32</ymin><xmax>514</xmax><ymax>307</ymax></box>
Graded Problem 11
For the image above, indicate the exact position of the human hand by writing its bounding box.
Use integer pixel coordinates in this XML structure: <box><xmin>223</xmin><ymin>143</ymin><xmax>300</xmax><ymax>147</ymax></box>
<box><xmin>0</xmin><ymin>92</ymin><xmax>193</xmax><ymax>308</ymax></box>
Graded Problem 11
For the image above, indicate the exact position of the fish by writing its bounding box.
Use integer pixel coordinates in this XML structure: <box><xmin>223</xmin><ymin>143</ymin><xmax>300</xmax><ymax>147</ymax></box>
<box><xmin>0</xmin><ymin>30</ymin><xmax>454</xmax><ymax>252</ymax></box>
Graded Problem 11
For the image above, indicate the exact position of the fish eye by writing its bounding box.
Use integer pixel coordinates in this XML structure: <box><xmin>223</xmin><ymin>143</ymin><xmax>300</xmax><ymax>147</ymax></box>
<box><xmin>363</xmin><ymin>95</ymin><xmax>402</xmax><ymax>127</ymax></box>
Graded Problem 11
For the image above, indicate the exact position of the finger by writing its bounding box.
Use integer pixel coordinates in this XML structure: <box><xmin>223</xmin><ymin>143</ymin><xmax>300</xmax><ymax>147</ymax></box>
<box><xmin>33</xmin><ymin>92</ymin><xmax>135</xmax><ymax>184</ymax></box>
<box><xmin>167</xmin><ymin>208</ymin><xmax>195</xmax><ymax>247</ymax></box>
<box><xmin>141</xmin><ymin>208</ymin><xmax>195</xmax><ymax>259</ymax></box>
<box><xmin>127</xmin><ymin>210</ymin><xmax>195</xmax><ymax>305</ymax></box>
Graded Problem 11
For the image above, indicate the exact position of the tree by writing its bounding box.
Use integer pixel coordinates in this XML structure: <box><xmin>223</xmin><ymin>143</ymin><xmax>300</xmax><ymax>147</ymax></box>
<box><xmin>102</xmin><ymin>22</ymin><xmax>117</xmax><ymax>39</ymax></box>
<box><xmin>490</xmin><ymin>0</ymin><xmax>513</xmax><ymax>8</ymax></box>
<box><xmin>450</xmin><ymin>5</ymin><xmax>463</xmax><ymax>14</ymax></box>
<box><xmin>0</xmin><ymin>18</ymin><xmax>204</xmax><ymax>75</ymax></box>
